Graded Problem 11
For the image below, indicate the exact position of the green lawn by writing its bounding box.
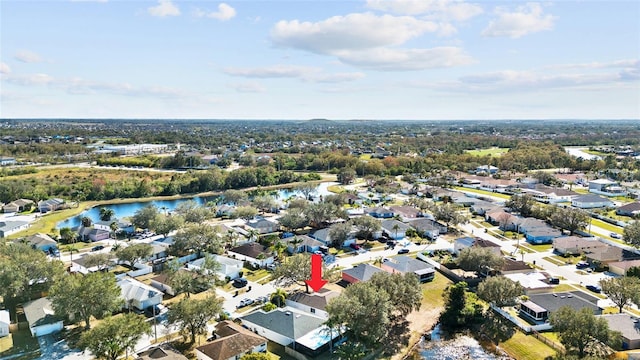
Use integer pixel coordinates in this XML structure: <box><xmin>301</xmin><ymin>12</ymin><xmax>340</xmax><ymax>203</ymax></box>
<box><xmin>543</xmin><ymin>256</ymin><xmax>567</xmax><ymax>266</ymax></box>
<box><xmin>500</xmin><ymin>331</ymin><xmax>557</xmax><ymax>360</ymax></box>
<box><xmin>591</xmin><ymin>218</ymin><xmax>624</xmax><ymax>233</ymax></box>
<box><xmin>245</xmin><ymin>269</ymin><xmax>271</xmax><ymax>283</ymax></box>
<box><xmin>421</xmin><ymin>271</ymin><xmax>452</xmax><ymax>308</ymax></box>
<box><xmin>464</xmin><ymin>147</ymin><xmax>510</xmax><ymax>157</ymax></box>
<box><xmin>327</xmin><ymin>185</ymin><xmax>345</xmax><ymax>194</ymax></box>
<box><xmin>452</xmin><ymin>186</ymin><xmax>512</xmax><ymax>200</ymax></box>
<box><xmin>528</xmin><ymin>243</ymin><xmax>553</xmax><ymax>252</ymax></box>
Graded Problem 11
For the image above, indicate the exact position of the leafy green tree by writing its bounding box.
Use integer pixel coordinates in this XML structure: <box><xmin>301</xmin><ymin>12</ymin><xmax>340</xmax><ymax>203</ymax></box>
<box><xmin>240</xmin><ymin>353</ymin><xmax>271</xmax><ymax>360</ymax></box>
<box><xmin>457</xmin><ymin>247</ymin><xmax>505</xmax><ymax>274</ymax></box>
<box><xmin>252</xmin><ymin>195</ymin><xmax>277</xmax><ymax>214</ymax></box>
<box><xmin>261</xmin><ymin>302</ymin><xmax>277</xmax><ymax>312</ymax></box>
<box><xmin>333</xmin><ymin>341</ymin><xmax>367</xmax><ymax>360</ymax></box>
<box><xmin>351</xmin><ymin>216</ymin><xmax>382</xmax><ymax>242</ymax></box>
<box><xmin>270</xmin><ymin>288</ymin><xmax>287</xmax><ymax>307</ymax></box>
<box><xmin>505</xmin><ymin>194</ymin><xmax>536</xmax><ymax>218</ymax></box>
<box><xmin>271</xmin><ymin>253</ymin><xmax>339</xmax><ymax>293</ymax></box>
<box><xmin>151</xmin><ymin>213</ymin><xmax>184</xmax><ymax>237</ymax></box>
<box><xmin>337</xmin><ymin>168</ymin><xmax>357</xmax><ymax>185</ymax></box>
<box><xmin>222</xmin><ymin>189</ymin><xmax>248</xmax><ymax>205</ymax></box>
<box><xmin>50</xmin><ymin>272</ymin><xmax>123</xmax><ymax>329</ymax></box>
<box><xmin>81</xmin><ymin>216</ymin><xmax>92</xmax><ymax>228</ymax></box>
<box><xmin>174</xmin><ymin>200</ymin><xmax>213</xmax><ymax>223</ymax></box>
<box><xmin>83</xmin><ymin>253</ymin><xmax>113</xmax><ymax>271</ymax></box>
<box><xmin>623</xmin><ymin>220</ymin><xmax>640</xmax><ymax>248</ymax></box>
<box><xmin>477</xmin><ymin>276</ymin><xmax>525</xmax><ymax>307</ymax></box>
<box><xmin>328</xmin><ymin>222</ymin><xmax>352</xmax><ymax>248</ymax></box>
<box><xmin>294</xmin><ymin>183</ymin><xmax>316</xmax><ymax>199</ymax></box>
<box><xmin>550</xmin><ymin>306</ymin><xmax>621</xmax><ymax>358</ymax></box>
<box><xmin>550</xmin><ymin>207</ymin><xmax>590</xmax><ymax>235</ymax></box>
<box><xmin>599</xmin><ymin>276</ymin><xmax>640</xmax><ymax>313</ymax></box>
<box><xmin>233</xmin><ymin>206</ymin><xmax>259</xmax><ymax>220</ymax></box>
<box><xmin>368</xmin><ymin>272</ymin><xmax>422</xmax><ymax>317</ymax></box>
<box><xmin>439</xmin><ymin>282</ymin><xmax>482</xmax><ymax>331</ymax></box>
<box><xmin>171</xmin><ymin>223</ymin><xmax>223</xmax><ymax>257</ymax></box>
<box><xmin>628</xmin><ymin>266</ymin><xmax>640</xmax><ymax>278</ymax></box>
<box><xmin>429</xmin><ymin>202</ymin><xmax>468</xmax><ymax>228</ymax></box>
<box><xmin>59</xmin><ymin>227</ymin><xmax>76</xmax><ymax>244</ymax></box>
<box><xmin>326</xmin><ymin>281</ymin><xmax>390</xmax><ymax>345</ymax></box>
<box><xmin>132</xmin><ymin>204</ymin><xmax>159</xmax><ymax>230</ymax></box>
<box><xmin>79</xmin><ymin>313</ymin><xmax>150</xmax><ymax>360</ymax></box>
<box><xmin>165</xmin><ymin>256</ymin><xmax>220</xmax><ymax>297</ymax></box>
<box><xmin>168</xmin><ymin>296</ymin><xmax>223</xmax><ymax>344</ymax></box>
<box><xmin>305</xmin><ymin>202</ymin><xmax>344</xmax><ymax>229</ymax></box>
<box><xmin>115</xmin><ymin>243</ymin><xmax>153</xmax><ymax>266</ymax></box>
<box><xmin>99</xmin><ymin>207</ymin><xmax>115</xmax><ymax>222</ymax></box>
<box><xmin>0</xmin><ymin>242</ymin><xmax>65</xmax><ymax>302</ymax></box>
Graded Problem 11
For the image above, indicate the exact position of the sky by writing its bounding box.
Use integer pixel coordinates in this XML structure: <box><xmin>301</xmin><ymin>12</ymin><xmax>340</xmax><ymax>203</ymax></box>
<box><xmin>1</xmin><ymin>0</ymin><xmax>639</xmax><ymax>120</ymax></box>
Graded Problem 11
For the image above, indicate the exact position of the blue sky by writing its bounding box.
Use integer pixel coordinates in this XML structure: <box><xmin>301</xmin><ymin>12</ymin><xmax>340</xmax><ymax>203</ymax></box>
<box><xmin>1</xmin><ymin>0</ymin><xmax>639</xmax><ymax>120</ymax></box>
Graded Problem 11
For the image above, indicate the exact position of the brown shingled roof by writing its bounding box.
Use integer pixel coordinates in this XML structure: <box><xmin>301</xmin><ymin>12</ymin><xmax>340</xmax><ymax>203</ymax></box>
<box><xmin>196</xmin><ymin>321</ymin><xmax>266</xmax><ymax>360</ymax></box>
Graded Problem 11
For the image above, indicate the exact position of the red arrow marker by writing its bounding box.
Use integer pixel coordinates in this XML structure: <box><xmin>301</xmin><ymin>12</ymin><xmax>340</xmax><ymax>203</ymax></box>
<box><xmin>305</xmin><ymin>254</ymin><xmax>327</xmax><ymax>292</ymax></box>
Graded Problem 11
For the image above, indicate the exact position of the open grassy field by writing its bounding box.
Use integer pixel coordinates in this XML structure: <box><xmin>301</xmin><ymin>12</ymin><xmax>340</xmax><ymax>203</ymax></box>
<box><xmin>464</xmin><ymin>147</ymin><xmax>510</xmax><ymax>157</ymax></box>
<box><xmin>421</xmin><ymin>271</ymin><xmax>452</xmax><ymax>307</ymax></box>
<box><xmin>452</xmin><ymin>186</ymin><xmax>512</xmax><ymax>200</ymax></box>
<box><xmin>499</xmin><ymin>331</ymin><xmax>557</xmax><ymax>360</ymax></box>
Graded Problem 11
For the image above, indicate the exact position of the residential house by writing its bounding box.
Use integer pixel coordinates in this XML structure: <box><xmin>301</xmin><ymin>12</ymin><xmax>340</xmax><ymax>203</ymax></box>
<box><xmin>0</xmin><ymin>310</ymin><xmax>9</xmax><ymax>338</ymax></box>
<box><xmin>552</xmin><ymin>236</ymin><xmax>608</xmax><ymax>256</ymax></box>
<box><xmin>608</xmin><ymin>259</ymin><xmax>640</xmax><ymax>276</ymax></box>
<box><xmin>571</xmin><ymin>194</ymin><xmax>614</xmax><ymax>209</ymax></box>
<box><xmin>485</xmin><ymin>210</ymin><xmax>516</xmax><ymax>228</ymax></box>
<box><xmin>503</xmin><ymin>272</ymin><xmax>552</xmax><ymax>295</ymax></box>
<box><xmin>286</xmin><ymin>235</ymin><xmax>325</xmax><ymax>254</ymax></box>
<box><xmin>521</xmin><ymin>185</ymin><xmax>579</xmax><ymax>203</ymax></box>
<box><xmin>23</xmin><ymin>297</ymin><xmax>63</xmax><ymax>337</ymax></box>
<box><xmin>500</xmin><ymin>259</ymin><xmax>535</xmax><ymax>275</ymax></box>
<box><xmin>71</xmin><ymin>254</ymin><xmax>115</xmax><ymax>274</ymax></box>
<box><xmin>76</xmin><ymin>226</ymin><xmax>111</xmax><ymax>242</ymax></box>
<box><xmin>381</xmin><ymin>219</ymin><xmax>412</xmax><ymax>240</ymax></box>
<box><xmin>600</xmin><ymin>314</ymin><xmax>640</xmax><ymax>350</ymax></box>
<box><xmin>470</xmin><ymin>200</ymin><xmax>500</xmax><ymax>215</ymax></box>
<box><xmin>343</xmin><ymin>193</ymin><xmax>362</xmax><ymax>206</ymax></box>
<box><xmin>245</xmin><ymin>217</ymin><xmax>280</xmax><ymax>235</ymax></box>
<box><xmin>240</xmin><ymin>307</ymin><xmax>339</xmax><ymax>357</ymax></box>
<box><xmin>380</xmin><ymin>256</ymin><xmax>435</xmax><ymax>282</ymax></box>
<box><xmin>616</xmin><ymin>202</ymin><xmax>640</xmax><ymax>217</ymax></box>
<box><xmin>285</xmin><ymin>289</ymin><xmax>340</xmax><ymax>319</ymax></box>
<box><xmin>137</xmin><ymin>344</ymin><xmax>188</xmax><ymax>360</ymax></box>
<box><xmin>94</xmin><ymin>219</ymin><xmax>134</xmax><ymax>234</ymax></box>
<box><xmin>196</xmin><ymin>320</ymin><xmax>267</xmax><ymax>360</ymax></box>
<box><xmin>554</xmin><ymin>173</ymin><xmax>586</xmax><ymax>186</ymax></box>
<box><xmin>388</xmin><ymin>205</ymin><xmax>421</xmax><ymax>221</ymax></box>
<box><xmin>216</xmin><ymin>205</ymin><xmax>236</xmax><ymax>218</ymax></box>
<box><xmin>367</xmin><ymin>207</ymin><xmax>394</xmax><ymax>219</ymax></box>
<box><xmin>0</xmin><ymin>157</ymin><xmax>16</xmax><ymax>166</ymax></box>
<box><xmin>150</xmin><ymin>273</ymin><xmax>179</xmax><ymax>296</ymax></box>
<box><xmin>357</xmin><ymin>191</ymin><xmax>381</xmax><ymax>203</ymax></box>
<box><xmin>454</xmin><ymin>237</ymin><xmax>501</xmax><ymax>256</ymax></box>
<box><xmin>310</xmin><ymin>227</ymin><xmax>356</xmax><ymax>248</ymax></box>
<box><xmin>188</xmin><ymin>254</ymin><xmax>243</xmax><ymax>280</ymax></box>
<box><xmin>2</xmin><ymin>198</ymin><xmax>34</xmax><ymax>213</ymax></box>
<box><xmin>0</xmin><ymin>220</ymin><xmax>30</xmax><ymax>237</ymax></box>
<box><xmin>342</xmin><ymin>263</ymin><xmax>384</xmax><ymax>284</ymax></box>
<box><xmin>408</xmin><ymin>218</ymin><xmax>447</xmax><ymax>240</ymax></box>
<box><xmin>227</xmin><ymin>242</ymin><xmax>275</xmax><ymax>268</ymax></box>
<box><xmin>451</xmin><ymin>194</ymin><xmax>480</xmax><ymax>207</ymax></box>
<box><xmin>583</xmin><ymin>246</ymin><xmax>624</xmax><ymax>267</ymax></box>
<box><xmin>525</xmin><ymin>227</ymin><xmax>563</xmax><ymax>244</ymax></box>
<box><xmin>37</xmin><ymin>198</ymin><xmax>65</xmax><ymax>213</ymax></box>
<box><xmin>24</xmin><ymin>233</ymin><xmax>58</xmax><ymax>252</ymax></box>
<box><xmin>118</xmin><ymin>276</ymin><xmax>164</xmax><ymax>311</ymax></box>
<box><xmin>519</xmin><ymin>291</ymin><xmax>602</xmax><ymax>323</ymax></box>
<box><xmin>589</xmin><ymin>179</ymin><xmax>627</xmax><ymax>197</ymax></box>
<box><xmin>476</xmin><ymin>165</ymin><xmax>499</xmax><ymax>174</ymax></box>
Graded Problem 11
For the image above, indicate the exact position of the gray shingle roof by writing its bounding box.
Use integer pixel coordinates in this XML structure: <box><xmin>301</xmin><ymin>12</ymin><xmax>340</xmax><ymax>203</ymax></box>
<box><xmin>342</xmin><ymin>263</ymin><xmax>384</xmax><ymax>282</ymax></box>
<box><xmin>241</xmin><ymin>308</ymin><xmax>325</xmax><ymax>340</ymax></box>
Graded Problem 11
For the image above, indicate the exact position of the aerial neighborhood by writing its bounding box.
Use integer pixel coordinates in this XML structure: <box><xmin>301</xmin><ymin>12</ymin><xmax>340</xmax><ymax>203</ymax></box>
<box><xmin>1</xmin><ymin>120</ymin><xmax>640</xmax><ymax>360</ymax></box>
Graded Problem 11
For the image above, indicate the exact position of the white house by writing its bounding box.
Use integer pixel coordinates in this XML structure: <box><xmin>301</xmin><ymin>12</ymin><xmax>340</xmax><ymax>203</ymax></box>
<box><xmin>285</xmin><ymin>289</ymin><xmax>339</xmax><ymax>319</ymax></box>
<box><xmin>0</xmin><ymin>310</ymin><xmax>10</xmax><ymax>337</ymax></box>
<box><xmin>589</xmin><ymin>179</ymin><xmax>627</xmax><ymax>197</ymax></box>
<box><xmin>227</xmin><ymin>242</ymin><xmax>275</xmax><ymax>268</ymax></box>
<box><xmin>0</xmin><ymin>220</ymin><xmax>30</xmax><ymax>238</ymax></box>
<box><xmin>118</xmin><ymin>276</ymin><xmax>164</xmax><ymax>311</ymax></box>
<box><xmin>571</xmin><ymin>194</ymin><xmax>614</xmax><ymax>209</ymax></box>
<box><xmin>187</xmin><ymin>254</ymin><xmax>243</xmax><ymax>280</ymax></box>
<box><xmin>381</xmin><ymin>219</ymin><xmax>412</xmax><ymax>240</ymax></box>
<box><xmin>23</xmin><ymin>298</ymin><xmax>63</xmax><ymax>337</ymax></box>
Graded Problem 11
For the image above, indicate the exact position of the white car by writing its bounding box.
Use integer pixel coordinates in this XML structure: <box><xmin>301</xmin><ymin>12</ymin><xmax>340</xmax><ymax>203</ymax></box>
<box><xmin>610</xmin><ymin>232</ymin><xmax>622</xmax><ymax>239</ymax></box>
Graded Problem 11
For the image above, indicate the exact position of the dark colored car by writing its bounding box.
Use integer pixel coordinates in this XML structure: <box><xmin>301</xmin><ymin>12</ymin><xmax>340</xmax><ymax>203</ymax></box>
<box><xmin>548</xmin><ymin>277</ymin><xmax>560</xmax><ymax>284</ymax></box>
<box><xmin>586</xmin><ymin>285</ymin><xmax>601</xmax><ymax>293</ymax></box>
<box><xmin>233</xmin><ymin>278</ymin><xmax>248</xmax><ymax>288</ymax></box>
<box><xmin>398</xmin><ymin>248</ymin><xmax>410</xmax><ymax>254</ymax></box>
<box><xmin>350</xmin><ymin>243</ymin><xmax>361</xmax><ymax>250</ymax></box>
<box><xmin>576</xmin><ymin>261</ymin><xmax>589</xmax><ymax>269</ymax></box>
<box><xmin>91</xmin><ymin>245</ymin><xmax>105</xmax><ymax>252</ymax></box>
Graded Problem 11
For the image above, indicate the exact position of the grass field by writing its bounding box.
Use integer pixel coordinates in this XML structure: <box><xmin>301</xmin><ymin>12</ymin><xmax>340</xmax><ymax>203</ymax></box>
<box><xmin>500</xmin><ymin>331</ymin><xmax>557</xmax><ymax>360</ymax></box>
<box><xmin>421</xmin><ymin>271</ymin><xmax>452</xmax><ymax>307</ymax></box>
<box><xmin>464</xmin><ymin>147</ymin><xmax>510</xmax><ymax>157</ymax></box>
<box><xmin>452</xmin><ymin>186</ymin><xmax>512</xmax><ymax>200</ymax></box>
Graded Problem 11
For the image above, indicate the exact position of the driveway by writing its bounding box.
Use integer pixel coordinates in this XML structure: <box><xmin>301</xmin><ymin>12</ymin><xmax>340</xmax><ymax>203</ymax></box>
<box><xmin>36</xmin><ymin>334</ymin><xmax>89</xmax><ymax>360</ymax></box>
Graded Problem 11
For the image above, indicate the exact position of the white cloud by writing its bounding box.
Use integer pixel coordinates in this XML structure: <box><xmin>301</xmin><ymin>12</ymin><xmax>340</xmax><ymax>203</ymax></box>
<box><xmin>482</xmin><ymin>3</ymin><xmax>556</xmax><ymax>39</ymax></box>
<box><xmin>547</xmin><ymin>59</ymin><xmax>640</xmax><ymax>70</ymax></box>
<box><xmin>224</xmin><ymin>65</ymin><xmax>320</xmax><ymax>78</ymax></box>
<box><xmin>6</xmin><ymin>73</ymin><xmax>54</xmax><ymax>86</ymax></box>
<box><xmin>0</xmin><ymin>62</ymin><xmax>11</xmax><ymax>74</ymax></box>
<box><xmin>195</xmin><ymin>3</ymin><xmax>236</xmax><ymax>21</ymax></box>
<box><xmin>228</xmin><ymin>82</ymin><xmax>266</xmax><ymax>93</ymax></box>
<box><xmin>305</xmin><ymin>72</ymin><xmax>366</xmax><ymax>83</ymax></box>
<box><xmin>148</xmin><ymin>0</ymin><xmax>180</xmax><ymax>17</ymax></box>
<box><xmin>366</xmin><ymin>0</ymin><xmax>483</xmax><ymax>22</ymax></box>
<box><xmin>14</xmin><ymin>50</ymin><xmax>43</xmax><ymax>63</ymax></box>
<box><xmin>271</xmin><ymin>13</ymin><xmax>439</xmax><ymax>54</ymax></box>
<box><xmin>335</xmin><ymin>47</ymin><xmax>473</xmax><ymax>71</ymax></box>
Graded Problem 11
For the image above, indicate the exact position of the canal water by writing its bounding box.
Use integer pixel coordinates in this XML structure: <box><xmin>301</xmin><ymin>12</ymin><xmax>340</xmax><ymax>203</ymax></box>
<box><xmin>57</xmin><ymin>182</ymin><xmax>337</xmax><ymax>229</ymax></box>
<box><xmin>419</xmin><ymin>325</ymin><xmax>507</xmax><ymax>360</ymax></box>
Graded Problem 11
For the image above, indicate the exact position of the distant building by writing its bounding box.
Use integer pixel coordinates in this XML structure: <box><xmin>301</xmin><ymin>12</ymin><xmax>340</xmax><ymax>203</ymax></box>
<box><xmin>0</xmin><ymin>157</ymin><xmax>16</xmax><ymax>166</ymax></box>
<box><xmin>571</xmin><ymin>194</ymin><xmax>614</xmax><ymax>209</ymax></box>
<box><xmin>0</xmin><ymin>220</ymin><xmax>30</xmax><ymax>238</ymax></box>
<box><xmin>475</xmin><ymin>165</ymin><xmax>499</xmax><ymax>175</ymax></box>
<box><xmin>588</xmin><ymin>179</ymin><xmax>627</xmax><ymax>197</ymax></box>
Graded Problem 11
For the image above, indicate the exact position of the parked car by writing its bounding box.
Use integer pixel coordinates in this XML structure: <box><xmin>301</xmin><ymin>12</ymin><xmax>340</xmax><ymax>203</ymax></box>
<box><xmin>266</xmin><ymin>263</ymin><xmax>277</xmax><ymax>271</ymax></box>
<box><xmin>576</xmin><ymin>261</ymin><xmax>589</xmax><ymax>269</ymax></box>
<box><xmin>233</xmin><ymin>278</ymin><xmax>248</xmax><ymax>288</ymax></box>
<box><xmin>610</xmin><ymin>232</ymin><xmax>622</xmax><ymax>239</ymax></box>
<box><xmin>548</xmin><ymin>277</ymin><xmax>560</xmax><ymax>284</ymax></box>
<box><xmin>350</xmin><ymin>243</ymin><xmax>361</xmax><ymax>250</ymax></box>
<box><xmin>586</xmin><ymin>285</ymin><xmax>601</xmax><ymax>293</ymax></box>
<box><xmin>91</xmin><ymin>245</ymin><xmax>105</xmax><ymax>252</ymax></box>
<box><xmin>144</xmin><ymin>304</ymin><xmax>165</xmax><ymax>317</ymax></box>
<box><xmin>237</xmin><ymin>298</ymin><xmax>254</xmax><ymax>308</ymax></box>
<box><xmin>398</xmin><ymin>248</ymin><xmax>410</xmax><ymax>254</ymax></box>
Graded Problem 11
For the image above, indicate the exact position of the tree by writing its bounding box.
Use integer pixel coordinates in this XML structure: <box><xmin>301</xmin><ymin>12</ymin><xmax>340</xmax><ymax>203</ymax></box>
<box><xmin>50</xmin><ymin>272</ymin><xmax>123</xmax><ymax>329</ymax></box>
<box><xmin>550</xmin><ymin>207</ymin><xmax>589</xmax><ymax>235</ymax></box>
<box><xmin>83</xmin><ymin>253</ymin><xmax>113</xmax><ymax>271</ymax></box>
<box><xmin>171</xmin><ymin>223</ymin><xmax>223</xmax><ymax>257</ymax></box>
<box><xmin>252</xmin><ymin>195</ymin><xmax>277</xmax><ymax>214</ymax></box>
<box><xmin>457</xmin><ymin>247</ymin><xmax>505</xmax><ymax>275</ymax></box>
<box><xmin>278</xmin><ymin>211</ymin><xmax>308</xmax><ymax>232</ymax></box>
<box><xmin>115</xmin><ymin>243</ymin><xmax>153</xmax><ymax>266</ymax></box>
<box><xmin>368</xmin><ymin>272</ymin><xmax>422</xmax><ymax>317</ymax></box>
<box><xmin>151</xmin><ymin>213</ymin><xmax>184</xmax><ymax>237</ymax></box>
<box><xmin>59</xmin><ymin>226</ymin><xmax>76</xmax><ymax>244</ymax></box>
<box><xmin>328</xmin><ymin>222</ymin><xmax>351</xmax><ymax>248</ymax></box>
<box><xmin>271</xmin><ymin>253</ymin><xmax>339</xmax><ymax>293</ymax></box>
<box><xmin>351</xmin><ymin>216</ymin><xmax>382</xmax><ymax>242</ymax></box>
<box><xmin>333</xmin><ymin>341</ymin><xmax>367</xmax><ymax>360</ymax></box>
<box><xmin>439</xmin><ymin>282</ymin><xmax>482</xmax><ymax>331</ymax></box>
<box><xmin>550</xmin><ymin>306</ymin><xmax>621</xmax><ymax>358</ymax></box>
<box><xmin>505</xmin><ymin>194</ymin><xmax>535</xmax><ymax>218</ymax></box>
<box><xmin>0</xmin><ymin>242</ymin><xmax>65</xmax><ymax>302</ymax></box>
<box><xmin>233</xmin><ymin>206</ymin><xmax>259</xmax><ymax>220</ymax></box>
<box><xmin>168</xmin><ymin>296</ymin><xmax>223</xmax><ymax>344</ymax></box>
<box><xmin>429</xmin><ymin>202</ymin><xmax>468</xmax><ymax>228</ymax></box>
<box><xmin>132</xmin><ymin>204</ymin><xmax>159</xmax><ymax>230</ymax></box>
<box><xmin>222</xmin><ymin>189</ymin><xmax>248</xmax><ymax>205</ymax></box>
<box><xmin>337</xmin><ymin>168</ymin><xmax>356</xmax><ymax>185</ymax></box>
<box><xmin>623</xmin><ymin>220</ymin><xmax>640</xmax><ymax>248</ymax></box>
<box><xmin>326</xmin><ymin>281</ymin><xmax>390</xmax><ymax>345</ymax></box>
<box><xmin>165</xmin><ymin>256</ymin><xmax>219</xmax><ymax>297</ymax></box>
<box><xmin>240</xmin><ymin>353</ymin><xmax>271</xmax><ymax>360</ymax></box>
<box><xmin>294</xmin><ymin>183</ymin><xmax>316</xmax><ymax>199</ymax></box>
<box><xmin>79</xmin><ymin>313</ymin><xmax>150</xmax><ymax>360</ymax></box>
<box><xmin>270</xmin><ymin>288</ymin><xmax>287</xmax><ymax>307</ymax></box>
<box><xmin>174</xmin><ymin>200</ymin><xmax>213</xmax><ymax>223</ymax></box>
<box><xmin>599</xmin><ymin>276</ymin><xmax>640</xmax><ymax>313</ymax></box>
<box><xmin>99</xmin><ymin>207</ymin><xmax>115</xmax><ymax>222</ymax></box>
<box><xmin>81</xmin><ymin>216</ymin><xmax>92</xmax><ymax>228</ymax></box>
<box><xmin>477</xmin><ymin>276</ymin><xmax>525</xmax><ymax>307</ymax></box>
<box><xmin>305</xmin><ymin>202</ymin><xmax>344</xmax><ymax>229</ymax></box>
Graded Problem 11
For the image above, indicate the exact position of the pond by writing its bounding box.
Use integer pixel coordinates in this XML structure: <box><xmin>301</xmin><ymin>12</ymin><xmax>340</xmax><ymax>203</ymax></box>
<box><xmin>419</xmin><ymin>324</ymin><xmax>506</xmax><ymax>360</ymax></box>
<box><xmin>56</xmin><ymin>182</ymin><xmax>337</xmax><ymax>229</ymax></box>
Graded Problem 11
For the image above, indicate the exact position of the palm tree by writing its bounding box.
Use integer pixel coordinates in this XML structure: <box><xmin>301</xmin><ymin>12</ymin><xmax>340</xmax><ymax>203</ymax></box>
<box><xmin>392</xmin><ymin>223</ymin><xmax>400</xmax><ymax>241</ymax></box>
<box><xmin>247</xmin><ymin>228</ymin><xmax>260</xmax><ymax>242</ymax></box>
<box><xmin>109</xmin><ymin>221</ymin><xmax>119</xmax><ymax>238</ymax></box>
<box><xmin>81</xmin><ymin>216</ymin><xmax>92</xmax><ymax>228</ymax></box>
<box><xmin>289</xmin><ymin>236</ymin><xmax>303</xmax><ymax>254</ymax></box>
<box><xmin>270</xmin><ymin>288</ymin><xmax>287</xmax><ymax>307</ymax></box>
<box><xmin>271</xmin><ymin>240</ymin><xmax>288</xmax><ymax>260</ymax></box>
<box><xmin>99</xmin><ymin>207</ymin><xmax>115</xmax><ymax>222</ymax></box>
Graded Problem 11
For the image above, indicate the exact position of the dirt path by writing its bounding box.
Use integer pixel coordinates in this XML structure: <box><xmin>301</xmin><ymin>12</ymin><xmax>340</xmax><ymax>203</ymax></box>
<box><xmin>391</xmin><ymin>307</ymin><xmax>443</xmax><ymax>360</ymax></box>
